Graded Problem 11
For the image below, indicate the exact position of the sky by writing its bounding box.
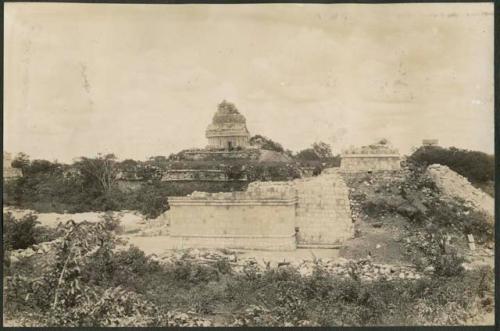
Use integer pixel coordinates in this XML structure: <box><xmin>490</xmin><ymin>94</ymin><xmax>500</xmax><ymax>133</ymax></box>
<box><xmin>4</xmin><ymin>3</ymin><xmax>494</xmax><ymax>162</ymax></box>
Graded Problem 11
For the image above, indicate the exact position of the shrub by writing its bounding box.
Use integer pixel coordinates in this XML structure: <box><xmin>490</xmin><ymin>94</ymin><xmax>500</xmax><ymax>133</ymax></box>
<box><xmin>409</xmin><ymin>146</ymin><xmax>494</xmax><ymax>184</ymax></box>
<box><xmin>4</xmin><ymin>218</ymin><xmax>168</xmax><ymax>327</ymax></box>
<box><xmin>3</xmin><ymin>212</ymin><xmax>41</xmax><ymax>250</ymax></box>
<box><xmin>433</xmin><ymin>253</ymin><xmax>465</xmax><ymax>277</ymax></box>
<box><xmin>33</xmin><ymin>226</ymin><xmax>60</xmax><ymax>245</ymax></box>
<box><xmin>249</xmin><ymin>135</ymin><xmax>285</xmax><ymax>153</ymax></box>
<box><xmin>424</xmin><ymin>198</ymin><xmax>493</xmax><ymax>243</ymax></box>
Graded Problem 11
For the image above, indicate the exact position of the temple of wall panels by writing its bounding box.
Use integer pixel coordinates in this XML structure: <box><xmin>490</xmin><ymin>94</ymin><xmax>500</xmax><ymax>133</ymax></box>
<box><xmin>167</xmin><ymin>171</ymin><xmax>353</xmax><ymax>250</ymax></box>
<box><xmin>339</xmin><ymin>154</ymin><xmax>401</xmax><ymax>173</ymax></box>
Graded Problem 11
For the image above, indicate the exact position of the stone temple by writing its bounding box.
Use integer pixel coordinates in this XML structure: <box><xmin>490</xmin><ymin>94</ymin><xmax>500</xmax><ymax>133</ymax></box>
<box><xmin>205</xmin><ymin>100</ymin><xmax>250</xmax><ymax>150</ymax></box>
<box><xmin>340</xmin><ymin>139</ymin><xmax>401</xmax><ymax>173</ymax></box>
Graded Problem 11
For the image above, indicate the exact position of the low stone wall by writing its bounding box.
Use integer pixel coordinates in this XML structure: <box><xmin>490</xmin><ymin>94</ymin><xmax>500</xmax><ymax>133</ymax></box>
<box><xmin>180</xmin><ymin>149</ymin><xmax>260</xmax><ymax>161</ymax></box>
<box><xmin>162</xmin><ymin>169</ymin><xmax>247</xmax><ymax>182</ymax></box>
<box><xmin>167</xmin><ymin>172</ymin><xmax>353</xmax><ymax>250</ymax></box>
<box><xmin>340</xmin><ymin>154</ymin><xmax>401</xmax><ymax>173</ymax></box>
<box><xmin>168</xmin><ymin>182</ymin><xmax>297</xmax><ymax>250</ymax></box>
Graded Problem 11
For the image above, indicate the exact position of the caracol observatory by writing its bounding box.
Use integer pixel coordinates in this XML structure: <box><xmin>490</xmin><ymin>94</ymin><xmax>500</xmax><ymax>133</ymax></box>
<box><xmin>165</xmin><ymin>100</ymin><xmax>354</xmax><ymax>250</ymax></box>
<box><xmin>205</xmin><ymin>100</ymin><xmax>250</xmax><ymax>150</ymax></box>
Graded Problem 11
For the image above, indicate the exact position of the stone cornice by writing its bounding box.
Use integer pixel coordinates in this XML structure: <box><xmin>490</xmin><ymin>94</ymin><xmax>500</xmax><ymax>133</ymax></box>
<box><xmin>341</xmin><ymin>154</ymin><xmax>401</xmax><ymax>158</ymax></box>
<box><xmin>169</xmin><ymin>198</ymin><xmax>298</xmax><ymax>206</ymax></box>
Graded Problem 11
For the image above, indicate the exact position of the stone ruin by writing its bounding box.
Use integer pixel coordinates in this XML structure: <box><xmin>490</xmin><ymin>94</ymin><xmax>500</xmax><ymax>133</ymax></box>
<box><xmin>161</xmin><ymin>169</ymin><xmax>247</xmax><ymax>182</ymax></box>
<box><xmin>426</xmin><ymin>164</ymin><xmax>493</xmax><ymax>220</ymax></box>
<box><xmin>205</xmin><ymin>100</ymin><xmax>251</xmax><ymax>150</ymax></box>
<box><xmin>167</xmin><ymin>169</ymin><xmax>353</xmax><ymax>250</ymax></box>
<box><xmin>340</xmin><ymin>140</ymin><xmax>401</xmax><ymax>173</ymax></box>
<box><xmin>3</xmin><ymin>151</ymin><xmax>22</xmax><ymax>180</ymax></box>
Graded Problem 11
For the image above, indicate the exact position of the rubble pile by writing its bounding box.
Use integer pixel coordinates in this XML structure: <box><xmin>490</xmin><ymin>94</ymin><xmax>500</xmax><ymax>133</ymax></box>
<box><xmin>153</xmin><ymin>248</ymin><xmax>238</xmax><ymax>265</ymax></box>
<box><xmin>342</xmin><ymin>171</ymin><xmax>407</xmax><ymax>223</ymax></box>
<box><xmin>8</xmin><ymin>239</ymin><xmax>60</xmax><ymax>263</ymax></box>
<box><xmin>137</xmin><ymin>215</ymin><xmax>170</xmax><ymax>237</ymax></box>
<box><xmin>281</xmin><ymin>258</ymin><xmax>425</xmax><ymax>281</ymax></box>
<box><xmin>426</xmin><ymin>164</ymin><xmax>493</xmax><ymax>219</ymax></box>
<box><xmin>164</xmin><ymin>311</ymin><xmax>212</xmax><ymax>327</ymax></box>
<box><xmin>152</xmin><ymin>249</ymin><xmax>426</xmax><ymax>282</ymax></box>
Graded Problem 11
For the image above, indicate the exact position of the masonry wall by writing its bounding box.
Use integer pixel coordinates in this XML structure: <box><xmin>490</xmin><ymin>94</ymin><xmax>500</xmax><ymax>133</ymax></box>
<box><xmin>207</xmin><ymin>136</ymin><xmax>249</xmax><ymax>149</ymax></box>
<box><xmin>294</xmin><ymin>171</ymin><xmax>353</xmax><ymax>246</ymax></box>
<box><xmin>181</xmin><ymin>149</ymin><xmax>260</xmax><ymax>161</ymax></box>
<box><xmin>162</xmin><ymin>169</ymin><xmax>244</xmax><ymax>182</ymax></box>
<box><xmin>340</xmin><ymin>154</ymin><xmax>401</xmax><ymax>173</ymax></box>
<box><xmin>167</xmin><ymin>172</ymin><xmax>354</xmax><ymax>250</ymax></box>
<box><xmin>168</xmin><ymin>183</ymin><xmax>297</xmax><ymax>250</ymax></box>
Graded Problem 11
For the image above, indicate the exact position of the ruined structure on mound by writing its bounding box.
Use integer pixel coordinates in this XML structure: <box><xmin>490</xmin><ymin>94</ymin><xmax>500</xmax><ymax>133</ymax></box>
<box><xmin>3</xmin><ymin>152</ymin><xmax>22</xmax><ymax>180</ymax></box>
<box><xmin>426</xmin><ymin>164</ymin><xmax>493</xmax><ymax>220</ymax></box>
<box><xmin>340</xmin><ymin>140</ymin><xmax>401</xmax><ymax>173</ymax></box>
<box><xmin>205</xmin><ymin>100</ymin><xmax>250</xmax><ymax>150</ymax></box>
<box><xmin>422</xmin><ymin>139</ymin><xmax>439</xmax><ymax>147</ymax></box>
<box><xmin>162</xmin><ymin>169</ymin><xmax>247</xmax><ymax>182</ymax></box>
<box><xmin>167</xmin><ymin>170</ymin><xmax>353</xmax><ymax>250</ymax></box>
<box><xmin>164</xmin><ymin>101</ymin><xmax>257</xmax><ymax>181</ymax></box>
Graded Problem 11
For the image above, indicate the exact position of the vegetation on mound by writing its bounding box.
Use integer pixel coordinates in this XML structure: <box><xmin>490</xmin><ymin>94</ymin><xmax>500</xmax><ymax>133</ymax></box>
<box><xmin>348</xmin><ymin>164</ymin><xmax>493</xmax><ymax>244</ymax></box>
<box><xmin>4</xmin><ymin>145</ymin><xmax>336</xmax><ymax>217</ymax></box>
<box><xmin>409</xmin><ymin>146</ymin><xmax>493</xmax><ymax>185</ymax></box>
<box><xmin>4</xmin><ymin>217</ymin><xmax>494</xmax><ymax>327</ymax></box>
<box><xmin>342</xmin><ymin>162</ymin><xmax>493</xmax><ymax>276</ymax></box>
<box><xmin>249</xmin><ymin>135</ymin><xmax>286</xmax><ymax>153</ymax></box>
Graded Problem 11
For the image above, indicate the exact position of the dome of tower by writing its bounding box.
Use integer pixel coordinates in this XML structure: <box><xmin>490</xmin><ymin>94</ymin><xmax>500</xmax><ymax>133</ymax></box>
<box><xmin>211</xmin><ymin>100</ymin><xmax>247</xmax><ymax>125</ymax></box>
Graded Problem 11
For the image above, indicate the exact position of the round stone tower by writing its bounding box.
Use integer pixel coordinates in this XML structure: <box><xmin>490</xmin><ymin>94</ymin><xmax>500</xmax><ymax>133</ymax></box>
<box><xmin>205</xmin><ymin>100</ymin><xmax>250</xmax><ymax>150</ymax></box>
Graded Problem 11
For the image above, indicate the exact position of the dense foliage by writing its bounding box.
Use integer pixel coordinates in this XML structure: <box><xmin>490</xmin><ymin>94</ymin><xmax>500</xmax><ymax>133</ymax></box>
<box><xmin>4</xmin><ymin>217</ymin><xmax>493</xmax><ymax>326</ymax></box>
<box><xmin>4</xmin><ymin>217</ymin><xmax>170</xmax><ymax>327</ymax></box>
<box><xmin>249</xmin><ymin>135</ymin><xmax>285</xmax><ymax>153</ymax></box>
<box><xmin>356</xmin><ymin>163</ymin><xmax>494</xmax><ymax>244</ymax></box>
<box><xmin>4</xmin><ymin>153</ymin><xmax>305</xmax><ymax>218</ymax></box>
<box><xmin>3</xmin><ymin>212</ymin><xmax>58</xmax><ymax>250</ymax></box>
<box><xmin>408</xmin><ymin>146</ymin><xmax>494</xmax><ymax>184</ymax></box>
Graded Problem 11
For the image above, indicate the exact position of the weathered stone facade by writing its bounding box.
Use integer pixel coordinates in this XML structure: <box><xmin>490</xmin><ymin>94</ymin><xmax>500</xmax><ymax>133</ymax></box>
<box><xmin>3</xmin><ymin>152</ymin><xmax>22</xmax><ymax>180</ymax></box>
<box><xmin>179</xmin><ymin>148</ymin><xmax>261</xmax><ymax>161</ymax></box>
<box><xmin>340</xmin><ymin>154</ymin><xmax>401</xmax><ymax>173</ymax></box>
<box><xmin>295</xmin><ymin>172</ymin><xmax>353</xmax><ymax>247</ymax></box>
<box><xmin>340</xmin><ymin>141</ymin><xmax>401</xmax><ymax>173</ymax></box>
<box><xmin>169</xmin><ymin>182</ymin><xmax>297</xmax><ymax>250</ymax></box>
<box><xmin>167</xmin><ymin>171</ymin><xmax>353</xmax><ymax>250</ymax></box>
<box><xmin>162</xmin><ymin>169</ymin><xmax>247</xmax><ymax>182</ymax></box>
<box><xmin>422</xmin><ymin>139</ymin><xmax>439</xmax><ymax>147</ymax></box>
<box><xmin>205</xmin><ymin>101</ymin><xmax>250</xmax><ymax>150</ymax></box>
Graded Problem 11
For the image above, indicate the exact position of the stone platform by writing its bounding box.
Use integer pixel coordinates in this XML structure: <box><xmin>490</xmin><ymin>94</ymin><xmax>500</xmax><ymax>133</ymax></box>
<box><xmin>167</xmin><ymin>170</ymin><xmax>353</xmax><ymax>250</ymax></box>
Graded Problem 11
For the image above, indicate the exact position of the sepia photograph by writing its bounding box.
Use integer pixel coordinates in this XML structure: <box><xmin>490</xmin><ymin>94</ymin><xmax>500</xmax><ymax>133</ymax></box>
<box><xmin>2</xmin><ymin>2</ymin><xmax>495</xmax><ymax>327</ymax></box>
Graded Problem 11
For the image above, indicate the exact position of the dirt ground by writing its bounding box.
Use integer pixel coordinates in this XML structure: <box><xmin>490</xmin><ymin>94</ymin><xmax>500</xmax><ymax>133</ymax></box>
<box><xmin>339</xmin><ymin>214</ymin><xmax>412</xmax><ymax>264</ymax></box>
<box><xmin>123</xmin><ymin>235</ymin><xmax>340</xmax><ymax>265</ymax></box>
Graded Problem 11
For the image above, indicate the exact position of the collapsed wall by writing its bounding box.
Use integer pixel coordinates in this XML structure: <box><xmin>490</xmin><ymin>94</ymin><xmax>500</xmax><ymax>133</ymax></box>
<box><xmin>426</xmin><ymin>164</ymin><xmax>494</xmax><ymax>220</ymax></box>
<box><xmin>167</xmin><ymin>170</ymin><xmax>353</xmax><ymax>250</ymax></box>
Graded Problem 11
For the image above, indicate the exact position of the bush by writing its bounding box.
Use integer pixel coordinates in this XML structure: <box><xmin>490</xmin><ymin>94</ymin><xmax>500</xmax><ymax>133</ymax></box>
<box><xmin>5</xmin><ymin>230</ymin><xmax>493</xmax><ymax>327</ymax></box>
<box><xmin>4</xmin><ymin>218</ymin><xmax>168</xmax><ymax>327</ymax></box>
<box><xmin>433</xmin><ymin>253</ymin><xmax>465</xmax><ymax>277</ymax></box>
<box><xmin>409</xmin><ymin>146</ymin><xmax>494</xmax><ymax>184</ymax></box>
<box><xmin>424</xmin><ymin>198</ymin><xmax>493</xmax><ymax>243</ymax></box>
<box><xmin>249</xmin><ymin>135</ymin><xmax>285</xmax><ymax>153</ymax></box>
<box><xmin>3</xmin><ymin>212</ymin><xmax>41</xmax><ymax>250</ymax></box>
